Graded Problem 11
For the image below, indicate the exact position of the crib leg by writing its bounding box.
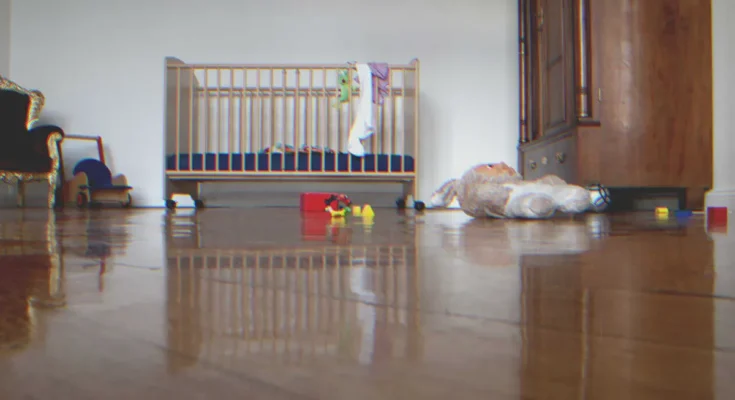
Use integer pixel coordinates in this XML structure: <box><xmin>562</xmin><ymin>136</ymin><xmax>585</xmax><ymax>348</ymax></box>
<box><xmin>166</xmin><ymin>180</ymin><xmax>205</xmax><ymax>209</ymax></box>
<box><xmin>165</xmin><ymin>178</ymin><xmax>178</xmax><ymax>209</ymax></box>
<box><xmin>403</xmin><ymin>180</ymin><xmax>418</xmax><ymax>203</ymax></box>
<box><xmin>398</xmin><ymin>180</ymin><xmax>425</xmax><ymax>212</ymax></box>
<box><xmin>189</xmin><ymin>181</ymin><xmax>205</xmax><ymax>209</ymax></box>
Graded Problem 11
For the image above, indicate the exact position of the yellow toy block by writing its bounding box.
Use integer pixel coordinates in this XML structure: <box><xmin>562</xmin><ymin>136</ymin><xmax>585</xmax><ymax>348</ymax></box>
<box><xmin>655</xmin><ymin>207</ymin><xmax>669</xmax><ymax>216</ymax></box>
<box><xmin>362</xmin><ymin>204</ymin><xmax>375</xmax><ymax>218</ymax></box>
<box><xmin>352</xmin><ymin>205</ymin><xmax>362</xmax><ymax>216</ymax></box>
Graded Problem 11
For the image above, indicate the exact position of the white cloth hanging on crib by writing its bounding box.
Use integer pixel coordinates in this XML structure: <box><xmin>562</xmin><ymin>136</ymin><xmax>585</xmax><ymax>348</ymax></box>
<box><xmin>348</xmin><ymin>63</ymin><xmax>376</xmax><ymax>157</ymax></box>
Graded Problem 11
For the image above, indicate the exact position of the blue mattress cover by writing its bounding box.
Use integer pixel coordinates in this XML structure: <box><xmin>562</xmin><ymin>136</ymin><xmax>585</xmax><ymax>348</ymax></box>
<box><xmin>166</xmin><ymin>152</ymin><xmax>415</xmax><ymax>173</ymax></box>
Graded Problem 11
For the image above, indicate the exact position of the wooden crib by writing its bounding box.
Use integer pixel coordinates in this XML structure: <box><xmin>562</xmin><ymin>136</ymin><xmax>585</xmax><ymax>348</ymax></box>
<box><xmin>164</xmin><ymin>57</ymin><xmax>421</xmax><ymax>210</ymax></box>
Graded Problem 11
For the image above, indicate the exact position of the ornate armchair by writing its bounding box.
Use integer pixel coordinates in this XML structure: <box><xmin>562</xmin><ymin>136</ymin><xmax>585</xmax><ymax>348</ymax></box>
<box><xmin>0</xmin><ymin>75</ymin><xmax>64</xmax><ymax>208</ymax></box>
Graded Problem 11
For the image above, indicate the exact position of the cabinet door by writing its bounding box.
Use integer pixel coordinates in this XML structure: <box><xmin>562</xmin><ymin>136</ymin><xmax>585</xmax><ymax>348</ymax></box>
<box><xmin>533</xmin><ymin>0</ymin><xmax>575</xmax><ymax>138</ymax></box>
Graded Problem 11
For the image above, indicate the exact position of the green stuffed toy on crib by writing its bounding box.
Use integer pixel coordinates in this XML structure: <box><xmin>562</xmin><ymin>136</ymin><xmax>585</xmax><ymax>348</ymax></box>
<box><xmin>333</xmin><ymin>69</ymin><xmax>358</xmax><ymax>108</ymax></box>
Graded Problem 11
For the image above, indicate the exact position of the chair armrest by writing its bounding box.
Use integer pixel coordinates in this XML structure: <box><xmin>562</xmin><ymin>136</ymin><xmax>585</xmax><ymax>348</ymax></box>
<box><xmin>27</xmin><ymin>125</ymin><xmax>64</xmax><ymax>159</ymax></box>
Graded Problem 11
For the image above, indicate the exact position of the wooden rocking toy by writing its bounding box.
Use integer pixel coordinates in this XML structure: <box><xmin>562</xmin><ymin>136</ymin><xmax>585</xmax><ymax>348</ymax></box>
<box><xmin>62</xmin><ymin>135</ymin><xmax>133</xmax><ymax>208</ymax></box>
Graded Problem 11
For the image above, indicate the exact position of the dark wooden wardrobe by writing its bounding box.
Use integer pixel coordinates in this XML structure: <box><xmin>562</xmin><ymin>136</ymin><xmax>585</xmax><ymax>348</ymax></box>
<box><xmin>518</xmin><ymin>0</ymin><xmax>712</xmax><ymax>209</ymax></box>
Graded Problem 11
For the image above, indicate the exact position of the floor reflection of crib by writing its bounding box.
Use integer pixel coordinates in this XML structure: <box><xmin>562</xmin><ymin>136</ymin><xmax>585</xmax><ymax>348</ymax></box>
<box><xmin>166</xmin><ymin>245</ymin><xmax>422</xmax><ymax>370</ymax></box>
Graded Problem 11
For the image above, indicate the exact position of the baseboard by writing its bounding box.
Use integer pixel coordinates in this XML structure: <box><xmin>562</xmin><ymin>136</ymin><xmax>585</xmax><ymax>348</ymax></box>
<box><xmin>705</xmin><ymin>189</ymin><xmax>735</xmax><ymax>208</ymax></box>
<box><xmin>605</xmin><ymin>187</ymin><xmax>686</xmax><ymax>212</ymax></box>
<box><xmin>705</xmin><ymin>189</ymin><xmax>735</xmax><ymax>229</ymax></box>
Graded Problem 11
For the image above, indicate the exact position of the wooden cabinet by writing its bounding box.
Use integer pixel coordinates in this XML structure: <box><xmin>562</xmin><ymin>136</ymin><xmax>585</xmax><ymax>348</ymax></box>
<box><xmin>518</xmin><ymin>0</ymin><xmax>713</xmax><ymax>210</ymax></box>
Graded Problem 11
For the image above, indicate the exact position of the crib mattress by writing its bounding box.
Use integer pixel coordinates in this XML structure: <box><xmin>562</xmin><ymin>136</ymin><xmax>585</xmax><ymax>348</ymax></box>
<box><xmin>166</xmin><ymin>152</ymin><xmax>415</xmax><ymax>173</ymax></box>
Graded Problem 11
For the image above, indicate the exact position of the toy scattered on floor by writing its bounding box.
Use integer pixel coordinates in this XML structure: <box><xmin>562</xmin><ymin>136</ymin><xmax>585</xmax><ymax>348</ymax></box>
<box><xmin>707</xmin><ymin>207</ymin><xmax>728</xmax><ymax>231</ymax></box>
<box><xmin>324</xmin><ymin>193</ymin><xmax>352</xmax><ymax>210</ymax></box>
<box><xmin>655</xmin><ymin>207</ymin><xmax>669</xmax><ymax>218</ymax></box>
<box><xmin>62</xmin><ymin>135</ymin><xmax>133</xmax><ymax>209</ymax></box>
<box><xmin>301</xmin><ymin>192</ymin><xmax>342</xmax><ymax>212</ymax></box>
<box><xmin>429</xmin><ymin>162</ymin><xmax>596</xmax><ymax>219</ymax></box>
<box><xmin>334</xmin><ymin>69</ymin><xmax>358</xmax><ymax>108</ymax></box>
<box><xmin>352</xmin><ymin>205</ymin><xmax>362</xmax><ymax>216</ymax></box>
<box><xmin>675</xmin><ymin>210</ymin><xmax>693</xmax><ymax>218</ymax></box>
<box><xmin>323</xmin><ymin>193</ymin><xmax>352</xmax><ymax>217</ymax></box>
<box><xmin>326</xmin><ymin>206</ymin><xmax>348</xmax><ymax>217</ymax></box>
<box><xmin>587</xmin><ymin>183</ymin><xmax>612</xmax><ymax>212</ymax></box>
<box><xmin>361</xmin><ymin>204</ymin><xmax>375</xmax><ymax>218</ymax></box>
<box><xmin>69</xmin><ymin>159</ymin><xmax>133</xmax><ymax>208</ymax></box>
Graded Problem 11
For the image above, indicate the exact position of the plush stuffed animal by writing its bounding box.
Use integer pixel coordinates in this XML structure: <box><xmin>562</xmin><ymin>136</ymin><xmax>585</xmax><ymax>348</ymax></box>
<box><xmin>429</xmin><ymin>162</ymin><xmax>592</xmax><ymax>219</ymax></box>
<box><xmin>334</xmin><ymin>69</ymin><xmax>357</xmax><ymax>108</ymax></box>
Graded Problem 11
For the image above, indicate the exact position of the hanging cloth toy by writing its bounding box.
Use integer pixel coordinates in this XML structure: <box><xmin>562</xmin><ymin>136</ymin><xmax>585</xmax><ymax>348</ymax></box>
<box><xmin>333</xmin><ymin>69</ymin><xmax>357</xmax><ymax>108</ymax></box>
<box><xmin>347</xmin><ymin>63</ymin><xmax>376</xmax><ymax>156</ymax></box>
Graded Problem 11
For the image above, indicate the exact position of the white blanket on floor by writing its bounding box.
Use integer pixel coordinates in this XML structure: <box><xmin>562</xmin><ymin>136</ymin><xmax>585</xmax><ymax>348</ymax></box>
<box><xmin>348</xmin><ymin>63</ymin><xmax>375</xmax><ymax>157</ymax></box>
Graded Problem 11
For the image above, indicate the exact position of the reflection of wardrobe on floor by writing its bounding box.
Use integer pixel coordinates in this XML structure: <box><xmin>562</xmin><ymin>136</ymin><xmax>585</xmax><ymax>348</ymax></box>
<box><xmin>518</xmin><ymin>0</ymin><xmax>713</xmax><ymax>210</ymax></box>
<box><xmin>520</xmin><ymin>229</ymin><xmax>715</xmax><ymax>398</ymax></box>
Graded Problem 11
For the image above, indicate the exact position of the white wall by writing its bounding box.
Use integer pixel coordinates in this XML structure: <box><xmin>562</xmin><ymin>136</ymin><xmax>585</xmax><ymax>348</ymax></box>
<box><xmin>710</xmin><ymin>5</ymin><xmax>735</xmax><ymax>398</ymax></box>
<box><xmin>0</xmin><ymin>0</ymin><xmax>9</xmax><ymax>75</ymax></box>
<box><xmin>711</xmin><ymin>232</ymin><xmax>735</xmax><ymax>400</ymax></box>
<box><xmin>8</xmin><ymin>0</ymin><xmax>518</xmax><ymax>207</ymax></box>
<box><xmin>706</xmin><ymin>0</ymin><xmax>735</xmax><ymax>211</ymax></box>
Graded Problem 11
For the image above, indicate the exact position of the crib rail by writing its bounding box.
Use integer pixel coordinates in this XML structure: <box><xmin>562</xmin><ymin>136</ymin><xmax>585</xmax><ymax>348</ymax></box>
<box><xmin>165</xmin><ymin>244</ymin><xmax>421</xmax><ymax>365</ymax></box>
<box><xmin>164</xmin><ymin>59</ymin><xmax>419</xmax><ymax>179</ymax></box>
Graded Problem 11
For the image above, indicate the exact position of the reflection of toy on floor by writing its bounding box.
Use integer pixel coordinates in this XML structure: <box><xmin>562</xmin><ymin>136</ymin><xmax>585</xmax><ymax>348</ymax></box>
<box><xmin>62</xmin><ymin>135</ymin><xmax>133</xmax><ymax>208</ymax></box>
<box><xmin>301</xmin><ymin>212</ymin><xmax>352</xmax><ymax>243</ymax></box>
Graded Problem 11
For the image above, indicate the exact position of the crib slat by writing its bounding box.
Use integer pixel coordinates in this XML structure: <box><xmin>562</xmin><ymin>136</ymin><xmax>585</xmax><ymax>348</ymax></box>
<box><xmin>189</xmin><ymin>67</ymin><xmax>194</xmax><ymax>172</ymax></box>
<box><xmin>282</xmin><ymin>69</ymin><xmax>287</xmax><ymax>172</ymax></box>
<box><xmin>241</xmin><ymin>68</ymin><xmax>247</xmax><ymax>170</ymax></box>
<box><xmin>229</xmin><ymin>68</ymin><xmax>235</xmax><ymax>173</ymax></box>
<box><xmin>390</xmin><ymin>69</ymin><xmax>396</xmax><ymax>166</ymax></box>
<box><xmin>175</xmin><ymin>68</ymin><xmax>181</xmax><ymax>171</ymax></box>
<box><xmin>216</xmin><ymin>68</ymin><xmax>222</xmax><ymax>173</ymax></box>
<box><xmin>346</xmin><ymin>67</ymin><xmax>352</xmax><ymax>173</ymax></box>
<box><xmin>322</xmin><ymin>68</ymin><xmax>328</xmax><ymax>174</ymax></box>
<box><xmin>204</xmin><ymin>69</ymin><xmax>209</xmax><ymax>156</ymax></box>
<box><xmin>307</xmin><ymin>70</ymin><xmax>313</xmax><ymax>171</ymax></box>
<box><xmin>412</xmin><ymin>59</ymin><xmax>421</xmax><ymax>197</ymax></box>
<box><xmin>294</xmin><ymin>69</ymin><xmax>300</xmax><ymax>153</ymax></box>
<box><xmin>246</xmin><ymin>68</ymin><xmax>253</xmax><ymax>158</ymax></box>
<box><xmin>401</xmin><ymin>67</ymin><xmax>407</xmax><ymax>174</ymax></box>
<box><xmin>257</xmin><ymin>70</ymin><xmax>263</xmax><ymax>158</ymax></box>
<box><xmin>270</xmin><ymin>68</ymin><xmax>275</xmax><ymax>173</ymax></box>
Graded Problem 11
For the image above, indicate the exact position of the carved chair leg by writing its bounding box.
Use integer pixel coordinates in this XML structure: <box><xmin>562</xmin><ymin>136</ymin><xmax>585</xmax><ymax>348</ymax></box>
<box><xmin>16</xmin><ymin>181</ymin><xmax>25</xmax><ymax>208</ymax></box>
<box><xmin>48</xmin><ymin>175</ymin><xmax>58</xmax><ymax>209</ymax></box>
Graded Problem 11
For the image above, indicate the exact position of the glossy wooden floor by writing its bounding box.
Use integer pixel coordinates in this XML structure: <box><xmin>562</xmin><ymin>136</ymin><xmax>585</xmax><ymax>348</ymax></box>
<box><xmin>0</xmin><ymin>207</ymin><xmax>733</xmax><ymax>399</ymax></box>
